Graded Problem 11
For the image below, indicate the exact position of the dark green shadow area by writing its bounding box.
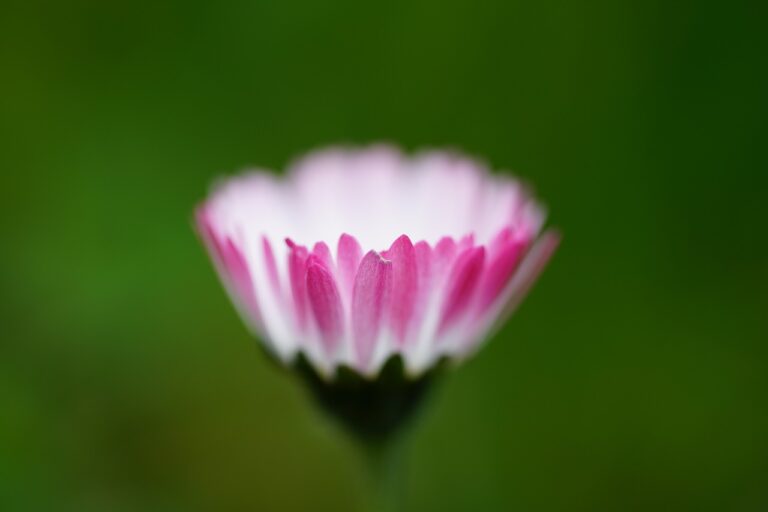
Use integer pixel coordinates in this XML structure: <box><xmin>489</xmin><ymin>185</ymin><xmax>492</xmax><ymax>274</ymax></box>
<box><xmin>295</xmin><ymin>354</ymin><xmax>445</xmax><ymax>445</ymax></box>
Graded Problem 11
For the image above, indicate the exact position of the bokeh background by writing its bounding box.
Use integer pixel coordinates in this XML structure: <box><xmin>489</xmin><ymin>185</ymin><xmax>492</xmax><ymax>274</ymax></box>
<box><xmin>2</xmin><ymin>0</ymin><xmax>767</xmax><ymax>510</ymax></box>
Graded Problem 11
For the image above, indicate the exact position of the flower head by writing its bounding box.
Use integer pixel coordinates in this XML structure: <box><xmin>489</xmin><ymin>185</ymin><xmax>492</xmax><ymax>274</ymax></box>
<box><xmin>196</xmin><ymin>146</ymin><xmax>558</xmax><ymax>380</ymax></box>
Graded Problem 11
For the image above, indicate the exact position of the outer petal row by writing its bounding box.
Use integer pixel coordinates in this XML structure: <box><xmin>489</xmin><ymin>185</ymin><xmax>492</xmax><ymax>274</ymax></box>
<box><xmin>198</xmin><ymin>214</ymin><xmax>557</xmax><ymax>377</ymax></box>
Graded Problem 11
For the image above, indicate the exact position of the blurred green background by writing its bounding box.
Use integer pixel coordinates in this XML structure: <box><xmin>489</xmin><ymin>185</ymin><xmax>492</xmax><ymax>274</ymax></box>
<box><xmin>1</xmin><ymin>0</ymin><xmax>767</xmax><ymax>510</ymax></box>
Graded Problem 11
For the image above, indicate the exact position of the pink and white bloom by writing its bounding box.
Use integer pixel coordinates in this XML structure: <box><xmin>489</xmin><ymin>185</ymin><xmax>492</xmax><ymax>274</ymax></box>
<box><xmin>196</xmin><ymin>146</ymin><xmax>558</xmax><ymax>379</ymax></box>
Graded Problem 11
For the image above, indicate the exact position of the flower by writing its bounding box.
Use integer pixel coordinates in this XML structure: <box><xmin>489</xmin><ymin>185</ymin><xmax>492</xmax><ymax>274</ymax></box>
<box><xmin>196</xmin><ymin>145</ymin><xmax>558</xmax><ymax>380</ymax></box>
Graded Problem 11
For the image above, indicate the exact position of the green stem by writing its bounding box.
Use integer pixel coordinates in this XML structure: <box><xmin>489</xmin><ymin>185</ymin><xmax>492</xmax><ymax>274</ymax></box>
<box><xmin>361</xmin><ymin>437</ymin><xmax>406</xmax><ymax>512</ymax></box>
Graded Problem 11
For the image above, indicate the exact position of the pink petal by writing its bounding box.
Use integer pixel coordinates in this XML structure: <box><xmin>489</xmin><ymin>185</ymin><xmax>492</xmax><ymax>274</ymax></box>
<box><xmin>457</xmin><ymin>233</ymin><xmax>475</xmax><ymax>252</ymax></box>
<box><xmin>306</xmin><ymin>256</ymin><xmax>344</xmax><ymax>355</ymax></box>
<box><xmin>488</xmin><ymin>226</ymin><xmax>514</xmax><ymax>254</ymax></box>
<box><xmin>501</xmin><ymin>230</ymin><xmax>560</xmax><ymax>317</ymax></box>
<box><xmin>195</xmin><ymin>207</ymin><xmax>229</xmax><ymax>275</ymax></box>
<box><xmin>352</xmin><ymin>251</ymin><xmax>392</xmax><ymax>369</ymax></box>
<box><xmin>222</xmin><ymin>237</ymin><xmax>260</xmax><ymax>319</ymax></box>
<box><xmin>286</xmin><ymin>238</ymin><xmax>309</xmax><ymax>332</ymax></box>
<box><xmin>410</xmin><ymin>241</ymin><xmax>433</xmax><ymax>333</ymax></box>
<box><xmin>414</xmin><ymin>241</ymin><xmax>432</xmax><ymax>284</ymax></box>
<box><xmin>433</xmin><ymin>236</ymin><xmax>458</xmax><ymax>276</ymax></box>
<box><xmin>312</xmin><ymin>241</ymin><xmax>334</xmax><ymax>271</ymax></box>
<box><xmin>439</xmin><ymin>246</ymin><xmax>486</xmax><ymax>334</ymax></box>
<box><xmin>262</xmin><ymin>236</ymin><xmax>282</xmax><ymax>299</ymax></box>
<box><xmin>337</xmin><ymin>233</ymin><xmax>362</xmax><ymax>298</ymax></box>
<box><xmin>386</xmin><ymin>235</ymin><xmax>418</xmax><ymax>346</ymax></box>
<box><xmin>464</xmin><ymin>231</ymin><xmax>560</xmax><ymax>353</ymax></box>
<box><xmin>476</xmin><ymin>236</ymin><xmax>528</xmax><ymax>313</ymax></box>
<box><xmin>196</xmin><ymin>208</ymin><xmax>263</xmax><ymax>326</ymax></box>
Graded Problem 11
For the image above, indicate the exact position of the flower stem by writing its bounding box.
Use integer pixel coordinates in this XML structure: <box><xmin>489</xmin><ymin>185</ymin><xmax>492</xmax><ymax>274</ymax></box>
<box><xmin>361</xmin><ymin>436</ymin><xmax>406</xmax><ymax>512</ymax></box>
